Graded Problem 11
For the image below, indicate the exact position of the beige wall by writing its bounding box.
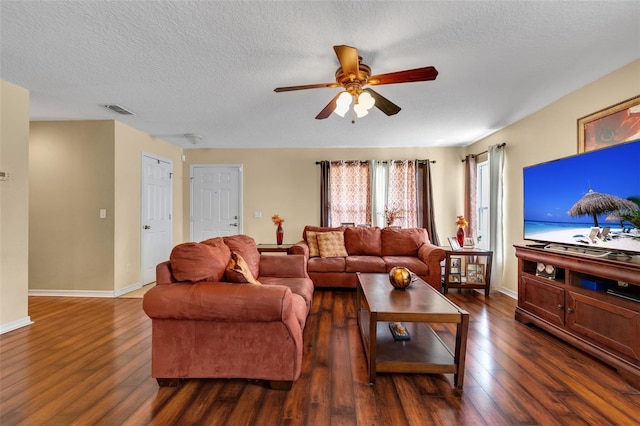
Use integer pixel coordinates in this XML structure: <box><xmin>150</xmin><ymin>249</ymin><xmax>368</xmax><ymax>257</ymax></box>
<box><xmin>183</xmin><ymin>147</ymin><xmax>464</xmax><ymax>246</ymax></box>
<box><xmin>30</xmin><ymin>121</ymin><xmax>116</xmax><ymax>291</ymax></box>
<box><xmin>0</xmin><ymin>80</ymin><xmax>31</xmax><ymax>332</ymax></box>
<box><xmin>114</xmin><ymin>122</ymin><xmax>183</xmax><ymax>292</ymax></box>
<box><xmin>466</xmin><ymin>59</ymin><xmax>640</xmax><ymax>294</ymax></box>
<box><xmin>29</xmin><ymin>120</ymin><xmax>184</xmax><ymax>294</ymax></box>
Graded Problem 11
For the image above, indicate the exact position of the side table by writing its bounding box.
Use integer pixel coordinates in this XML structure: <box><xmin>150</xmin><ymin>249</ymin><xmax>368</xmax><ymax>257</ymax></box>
<box><xmin>257</xmin><ymin>244</ymin><xmax>293</xmax><ymax>254</ymax></box>
<box><xmin>442</xmin><ymin>247</ymin><xmax>493</xmax><ymax>296</ymax></box>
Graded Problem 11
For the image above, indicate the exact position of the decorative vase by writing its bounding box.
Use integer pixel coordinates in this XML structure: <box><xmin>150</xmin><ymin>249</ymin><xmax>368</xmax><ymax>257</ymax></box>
<box><xmin>276</xmin><ymin>224</ymin><xmax>284</xmax><ymax>245</ymax></box>
<box><xmin>389</xmin><ymin>267</ymin><xmax>413</xmax><ymax>290</ymax></box>
<box><xmin>456</xmin><ymin>227</ymin><xmax>465</xmax><ymax>247</ymax></box>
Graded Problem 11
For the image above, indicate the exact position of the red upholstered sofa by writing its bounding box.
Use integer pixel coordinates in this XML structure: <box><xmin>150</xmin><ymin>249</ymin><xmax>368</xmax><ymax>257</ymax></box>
<box><xmin>142</xmin><ymin>235</ymin><xmax>314</xmax><ymax>390</ymax></box>
<box><xmin>290</xmin><ymin>226</ymin><xmax>445</xmax><ymax>290</ymax></box>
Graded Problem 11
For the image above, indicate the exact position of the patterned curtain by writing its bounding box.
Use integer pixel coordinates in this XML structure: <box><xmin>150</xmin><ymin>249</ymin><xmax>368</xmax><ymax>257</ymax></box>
<box><xmin>329</xmin><ymin>161</ymin><xmax>370</xmax><ymax>226</ymax></box>
<box><xmin>387</xmin><ymin>160</ymin><xmax>417</xmax><ymax>228</ymax></box>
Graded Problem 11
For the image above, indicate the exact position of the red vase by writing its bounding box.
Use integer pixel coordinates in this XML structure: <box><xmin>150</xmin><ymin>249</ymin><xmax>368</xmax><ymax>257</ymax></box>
<box><xmin>276</xmin><ymin>225</ymin><xmax>284</xmax><ymax>245</ymax></box>
<box><xmin>456</xmin><ymin>227</ymin><xmax>465</xmax><ymax>247</ymax></box>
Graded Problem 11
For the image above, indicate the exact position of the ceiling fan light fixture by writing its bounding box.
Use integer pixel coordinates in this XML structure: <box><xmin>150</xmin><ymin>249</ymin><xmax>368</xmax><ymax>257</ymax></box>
<box><xmin>334</xmin><ymin>91</ymin><xmax>352</xmax><ymax>117</ymax></box>
<box><xmin>359</xmin><ymin>92</ymin><xmax>375</xmax><ymax>110</ymax></box>
<box><xmin>354</xmin><ymin>102</ymin><xmax>369</xmax><ymax>118</ymax></box>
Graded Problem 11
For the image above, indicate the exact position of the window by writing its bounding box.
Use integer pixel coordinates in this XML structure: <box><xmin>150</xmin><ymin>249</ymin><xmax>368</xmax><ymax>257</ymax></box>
<box><xmin>329</xmin><ymin>160</ymin><xmax>416</xmax><ymax>228</ymax></box>
<box><xmin>329</xmin><ymin>161</ymin><xmax>370</xmax><ymax>225</ymax></box>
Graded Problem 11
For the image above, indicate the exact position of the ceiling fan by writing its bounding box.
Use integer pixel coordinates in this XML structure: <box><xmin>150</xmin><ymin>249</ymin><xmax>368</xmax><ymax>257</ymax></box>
<box><xmin>274</xmin><ymin>45</ymin><xmax>438</xmax><ymax>120</ymax></box>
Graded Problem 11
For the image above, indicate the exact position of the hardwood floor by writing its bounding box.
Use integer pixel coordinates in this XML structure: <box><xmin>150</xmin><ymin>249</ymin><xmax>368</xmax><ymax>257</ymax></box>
<box><xmin>1</xmin><ymin>290</ymin><xmax>639</xmax><ymax>425</ymax></box>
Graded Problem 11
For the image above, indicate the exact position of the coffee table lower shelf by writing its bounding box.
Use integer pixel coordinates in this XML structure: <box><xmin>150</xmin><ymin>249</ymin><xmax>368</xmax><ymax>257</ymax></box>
<box><xmin>358</xmin><ymin>314</ymin><xmax>459</xmax><ymax>380</ymax></box>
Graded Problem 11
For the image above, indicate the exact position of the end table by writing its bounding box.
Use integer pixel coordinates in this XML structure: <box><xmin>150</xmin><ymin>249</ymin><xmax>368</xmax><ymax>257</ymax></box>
<box><xmin>256</xmin><ymin>244</ymin><xmax>293</xmax><ymax>254</ymax></box>
<box><xmin>442</xmin><ymin>247</ymin><xmax>493</xmax><ymax>296</ymax></box>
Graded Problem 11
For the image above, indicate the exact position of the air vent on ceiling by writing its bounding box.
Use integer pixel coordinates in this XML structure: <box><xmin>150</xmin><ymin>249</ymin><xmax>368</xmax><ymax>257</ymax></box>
<box><xmin>103</xmin><ymin>104</ymin><xmax>135</xmax><ymax>115</ymax></box>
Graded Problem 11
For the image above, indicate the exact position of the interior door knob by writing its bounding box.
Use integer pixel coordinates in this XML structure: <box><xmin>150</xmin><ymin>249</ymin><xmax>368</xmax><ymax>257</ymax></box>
<box><xmin>144</xmin><ymin>225</ymin><xmax>151</xmax><ymax>230</ymax></box>
<box><xmin>230</xmin><ymin>223</ymin><xmax>238</xmax><ymax>227</ymax></box>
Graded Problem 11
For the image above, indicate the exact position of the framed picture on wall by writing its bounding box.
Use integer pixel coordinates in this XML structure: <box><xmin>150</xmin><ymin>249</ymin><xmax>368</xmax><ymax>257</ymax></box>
<box><xmin>578</xmin><ymin>95</ymin><xmax>640</xmax><ymax>153</ymax></box>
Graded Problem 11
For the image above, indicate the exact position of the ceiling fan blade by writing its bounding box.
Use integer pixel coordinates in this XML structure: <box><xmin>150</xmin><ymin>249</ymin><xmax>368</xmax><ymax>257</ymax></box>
<box><xmin>333</xmin><ymin>45</ymin><xmax>359</xmax><ymax>77</ymax></box>
<box><xmin>364</xmin><ymin>88</ymin><xmax>401</xmax><ymax>116</ymax></box>
<box><xmin>315</xmin><ymin>92</ymin><xmax>342</xmax><ymax>120</ymax></box>
<box><xmin>274</xmin><ymin>82</ymin><xmax>338</xmax><ymax>92</ymax></box>
<box><xmin>368</xmin><ymin>66</ymin><xmax>438</xmax><ymax>86</ymax></box>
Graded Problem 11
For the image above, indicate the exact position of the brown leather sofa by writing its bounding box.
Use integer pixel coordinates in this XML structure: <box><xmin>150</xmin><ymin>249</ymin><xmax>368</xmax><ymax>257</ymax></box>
<box><xmin>142</xmin><ymin>235</ymin><xmax>314</xmax><ymax>390</ymax></box>
<box><xmin>290</xmin><ymin>226</ymin><xmax>445</xmax><ymax>290</ymax></box>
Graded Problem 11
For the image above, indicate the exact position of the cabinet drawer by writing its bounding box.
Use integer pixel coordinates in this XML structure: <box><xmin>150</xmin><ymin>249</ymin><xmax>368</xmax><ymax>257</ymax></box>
<box><xmin>520</xmin><ymin>275</ymin><xmax>565</xmax><ymax>327</ymax></box>
<box><xmin>567</xmin><ymin>291</ymin><xmax>640</xmax><ymax>361</ymax></box>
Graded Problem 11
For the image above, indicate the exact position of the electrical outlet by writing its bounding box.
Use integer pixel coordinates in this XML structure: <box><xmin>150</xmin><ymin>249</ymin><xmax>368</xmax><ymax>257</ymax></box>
<box><xmin>99</xmin><ymin>209</ymin><xmax>107</xmax><ymax>219</ymax></box>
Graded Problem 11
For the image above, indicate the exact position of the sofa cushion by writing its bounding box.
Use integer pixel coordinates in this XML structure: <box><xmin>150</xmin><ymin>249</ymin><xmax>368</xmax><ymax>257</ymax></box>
<box><xmin>260</xmin><ymin>276</ymin><xmax>314</xmax><ymax>310</ymax></box>
<box><xmin>170</xmin><ymin>242</ymin><xmax>229</xmax><ymax>283</ymax></box>
<box><xmin>225</xmin><ymin>252</ymin><xmax>261</xmax><ymax>285</ymax></box>
<box><xmin>344</xmin><ymin>226</ymin><xmax>382</xmax><ymax>256</ymax></box>
<box><xmin>345</xmin><ymin>255</ymin><xmax>386</xmax><ymax>273</ymax></box>
<box><xmin>317</xmin><ymin>231</ymin><xmax>348</xmax><ymax>258</ymax></box>
<box><xmin>223</xmin><ymin>235</ymin><xmax>260</xmax><ymax>278</ymax></box>
<box><xmin>382</xmin><ymin>256</ymin><xmax>430</xmax><ymax>275</ymax></box>
<box><xmin>307</xmin><ymin>256</ymin><xmax>346</xmax><ymax>272</ymax></box>
<box><xmin>381</xmin><ymin>227</ymin><xmax>429</xmax><ymax>256</ymax></box>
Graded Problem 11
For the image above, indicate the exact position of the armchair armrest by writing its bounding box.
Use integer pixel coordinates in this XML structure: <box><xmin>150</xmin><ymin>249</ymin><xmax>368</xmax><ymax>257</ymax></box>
<box><xmin>289</xmin><ymin>241</ymin><xmax>309</xmax><ymax>259</ymax></box>
<box><xmin>259</xmin><ymin>254</ymin><xmax>308</xmax><ymax>278</ymax></box>
<box><xmin>143</xmin><ymin>282</ymin><xmax>293</xmax><ymax>322</ymax></box>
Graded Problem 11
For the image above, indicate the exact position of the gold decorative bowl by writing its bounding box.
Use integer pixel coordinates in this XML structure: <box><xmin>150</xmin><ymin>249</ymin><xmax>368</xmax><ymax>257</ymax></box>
<box><xmin>389</xmin><ymin>267</ymin><xmax>413</xmax><ymax>290</ymax></box>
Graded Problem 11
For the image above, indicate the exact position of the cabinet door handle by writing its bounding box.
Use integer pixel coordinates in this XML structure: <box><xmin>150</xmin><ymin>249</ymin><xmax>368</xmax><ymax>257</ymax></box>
<box><xmin>557</xmin><ymin>304</ymin><xmax>563</xmax><ymax>310</ymax></box>
<box><xmin>567</xmin><ymin>307</ymin><xmax>574</xmax><ymax>313</ymax></box>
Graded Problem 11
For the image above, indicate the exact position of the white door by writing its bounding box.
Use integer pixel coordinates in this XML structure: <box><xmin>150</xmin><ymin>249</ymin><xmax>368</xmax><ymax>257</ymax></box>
<box><xmin>191</xmin><ymin>165</ymin><xmax>242</xmax><ymax>241</ymax></box>
<box><xmin>141</xmin><ymin>155</ymin><xmax>173</xmax><ymax>284</ymax></box>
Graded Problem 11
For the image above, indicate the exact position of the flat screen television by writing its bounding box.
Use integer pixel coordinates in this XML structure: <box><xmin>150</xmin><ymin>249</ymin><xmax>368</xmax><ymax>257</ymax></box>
<box><xmin>523</xmin><ymin>139</ymin><xmax>640</xmax><ymax>256</ymax></box>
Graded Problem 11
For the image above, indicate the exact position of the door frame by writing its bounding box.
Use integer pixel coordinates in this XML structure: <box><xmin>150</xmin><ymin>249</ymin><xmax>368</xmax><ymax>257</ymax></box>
<box><xmin>190</xmin><ymin>164</ymin><xmax>243</xmax><ymax>241</ymax></box>
<box><xmin>140</xmin><ymin>152</ymin><xmax>173</xmax><ymax>285</ymax></box>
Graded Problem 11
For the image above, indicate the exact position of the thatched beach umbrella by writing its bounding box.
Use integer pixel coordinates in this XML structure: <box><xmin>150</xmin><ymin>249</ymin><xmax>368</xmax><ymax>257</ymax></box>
<box><xmin>568</xmin><ymin>189</ymin><xmax>637</xmax><ymax>227</ymax></box>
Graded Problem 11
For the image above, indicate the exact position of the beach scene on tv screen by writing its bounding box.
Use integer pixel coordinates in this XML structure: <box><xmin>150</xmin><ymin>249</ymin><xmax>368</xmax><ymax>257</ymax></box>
<box><xmin>524</xmin><ymin>140</ymin><xmax>640</xmax><ymax>254</ymax></box>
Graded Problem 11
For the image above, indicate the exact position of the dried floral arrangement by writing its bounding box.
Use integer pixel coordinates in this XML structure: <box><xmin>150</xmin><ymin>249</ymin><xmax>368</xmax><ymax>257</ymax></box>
<box><xmin>272</xmin><ymin>214</ymin><xmax>285</xmax><ymax>226</ymax></box>
<box><xmin>456</xmin><ymin>215</ymin><xmax>468</xmax><ymax>228</ymax></box>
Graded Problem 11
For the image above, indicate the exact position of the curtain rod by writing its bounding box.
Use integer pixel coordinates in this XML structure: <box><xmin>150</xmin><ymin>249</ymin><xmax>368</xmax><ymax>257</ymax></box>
<box><xmin>461</xmin><ymin>142</ymin><xmax>506</xmax><ymax>162</ymax></box>
<box><xmin>315</xmin><ymin>159</ymin><xmax>436</xmax><ymax>165</ymax></box>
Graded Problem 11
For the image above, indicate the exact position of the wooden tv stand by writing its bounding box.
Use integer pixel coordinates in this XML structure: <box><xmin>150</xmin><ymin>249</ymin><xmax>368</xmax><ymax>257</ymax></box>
<box><xmin>514</xmin><ymin>244</ymin><xmax>640</xmax><ymax>389</ymax></box>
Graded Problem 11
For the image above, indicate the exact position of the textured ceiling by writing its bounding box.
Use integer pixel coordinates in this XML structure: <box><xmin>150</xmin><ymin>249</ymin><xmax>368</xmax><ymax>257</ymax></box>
<box><xmin>1</xmin><ymin>1</ymin><xmax>639</xmax><ymax>149</ymax></box>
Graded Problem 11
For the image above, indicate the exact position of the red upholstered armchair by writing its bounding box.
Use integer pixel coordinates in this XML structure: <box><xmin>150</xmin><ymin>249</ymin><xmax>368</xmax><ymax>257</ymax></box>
<box><xmin>143</xmin><ymin>235</ymin><xmax>314</xmax><ymax>390</ymax></box>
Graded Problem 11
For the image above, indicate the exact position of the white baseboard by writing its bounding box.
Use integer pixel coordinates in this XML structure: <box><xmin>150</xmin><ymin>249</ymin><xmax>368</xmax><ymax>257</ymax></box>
<box><xmin>28</xmin><ymin>282</ymin><xmax>143</xmax><ymax>299</ymax></box>
<box><xmin>0</xmin><ymin>316</ymin><xmax>33</xmax><ymax>334</ymax></box>
<box><xmin>499</xmin><ymin>287</ymin><xmax>517</xmax><ymax>299</ymax></box>
<box><xmin>115</xmin><ymin>282</ymin><xmax>142</xmax><ymax>297</ymax></box>
<box><xmin>28</xmin><ymin>289</ymin><xmax>115</xmax><ymax>298</ymax></box>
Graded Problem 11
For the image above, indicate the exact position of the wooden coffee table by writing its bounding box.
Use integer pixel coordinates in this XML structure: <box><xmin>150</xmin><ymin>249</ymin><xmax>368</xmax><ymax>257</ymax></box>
<box><xmin>356</xmin><ymin>272</ymin><xmax>469</xmax><ymax>387</ymax></box>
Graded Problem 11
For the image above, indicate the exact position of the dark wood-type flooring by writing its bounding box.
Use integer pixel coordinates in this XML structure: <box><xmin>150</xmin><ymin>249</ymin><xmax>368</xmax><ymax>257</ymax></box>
<box><xmin>1</xmin><ymin>289</ymin><xmax>639</xmax><ymax>425</ymax></box>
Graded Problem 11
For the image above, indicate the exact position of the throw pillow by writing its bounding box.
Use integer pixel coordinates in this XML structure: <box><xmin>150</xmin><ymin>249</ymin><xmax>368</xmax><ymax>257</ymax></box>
<box><xmin>225</xmin><ymin>252</ymin><xmax>261</xmax><ymax>285</ymax></box>
<box><xmin>222</xmin><ymin>235</ymin><xmax>260</xmax><ymax>279</ymax></box>
<box><xmin>307</xmin><ymin>231</ymin><xmax>320</xmax><ymax>257</ymax></box>
<box><xmin>317</xmin><ymin>231</ymin><xmax>348</xmax><ymax>258</ymax></box>
<box><xmin>169</xmin><ymin>242</ymin><xmax>228</xmax><ymax>283</ymax></box>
